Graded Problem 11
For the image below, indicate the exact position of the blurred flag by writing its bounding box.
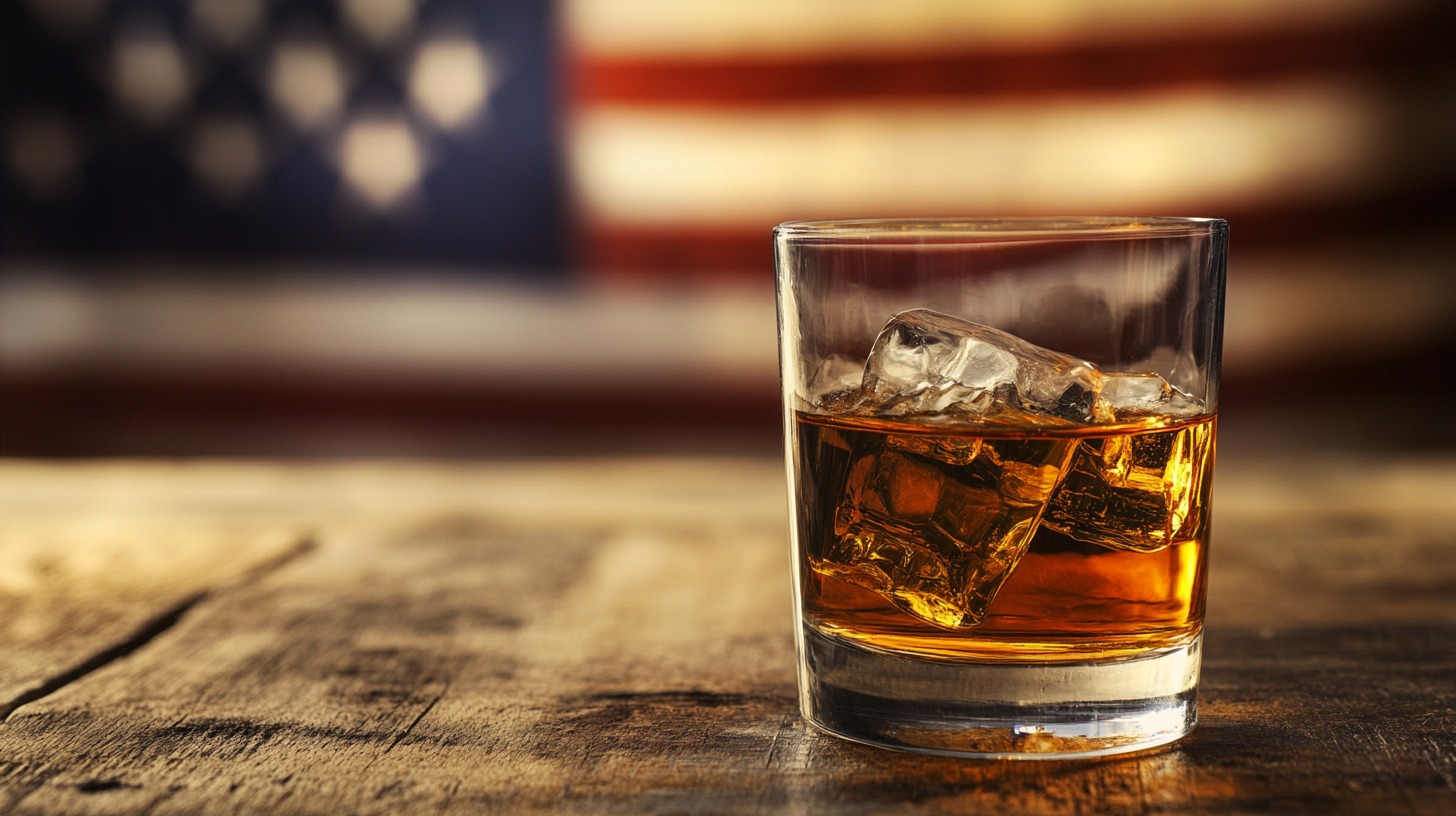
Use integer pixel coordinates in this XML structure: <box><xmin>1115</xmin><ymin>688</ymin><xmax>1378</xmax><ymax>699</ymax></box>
<box><xmin>562</xmin><ymin>0</ymin><xmax>1456</xmax><ymax>281</ymax></box>
<box><xmin>2</xmin><ymin>0</ymin><xmax>564</xmax><ymax>270</ymax></box>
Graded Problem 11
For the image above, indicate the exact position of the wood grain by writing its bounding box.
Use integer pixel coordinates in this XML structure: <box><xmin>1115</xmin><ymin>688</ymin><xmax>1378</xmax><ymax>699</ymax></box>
<box><xmin>0</xmin><ymin>457</ymin><xmax>1451</xmax><ymax>814</ymax></box>
<box><xmin>0</xmin><ymin>512</ymin><xmax>311</xmax><ymax>720</ymax></box>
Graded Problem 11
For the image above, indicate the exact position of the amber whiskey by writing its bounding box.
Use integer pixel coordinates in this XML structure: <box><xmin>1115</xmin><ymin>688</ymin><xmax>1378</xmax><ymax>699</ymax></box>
<box><xmin>792</xmin><ymin>411</ymin><xmax>1214</xmax><ymax>661</ymax></box>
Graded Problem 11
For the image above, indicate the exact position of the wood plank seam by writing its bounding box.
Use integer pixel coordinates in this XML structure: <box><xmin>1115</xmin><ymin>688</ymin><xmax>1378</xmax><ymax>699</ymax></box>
<box><xmin>0</xmin><ymin>591</ymin><xmax>208</xmax><ymax>723</ymax></box>
<box><xmin>0</xmin><ymin>534</ymin><xmax>318</xmax><ymax>724</ymax></box>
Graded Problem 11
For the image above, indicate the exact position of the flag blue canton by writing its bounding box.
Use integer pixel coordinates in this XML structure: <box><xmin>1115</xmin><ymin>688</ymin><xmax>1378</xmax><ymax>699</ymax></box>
<box><xmin>2</xmin><ymin>0</ymin><xmax>565</xmax><ymax>272</ymax></box>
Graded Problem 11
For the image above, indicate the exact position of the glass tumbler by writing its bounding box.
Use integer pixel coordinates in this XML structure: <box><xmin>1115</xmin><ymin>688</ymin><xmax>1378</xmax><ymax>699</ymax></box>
<box><xmin>775</xmin><ymin>217</ymin><xmax>1227</xmax><ymax>758</ymax></box>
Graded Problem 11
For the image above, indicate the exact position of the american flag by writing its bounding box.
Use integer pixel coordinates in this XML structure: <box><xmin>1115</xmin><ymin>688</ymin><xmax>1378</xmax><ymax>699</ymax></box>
<box><xmin>3</xmin><ymin>0</ymin><xmax>1455</xmax><ymax>456</ymax></box>
<box><xmin>7</xmin><ymin>0</ymin><xmax>1453</xmax><ymax>284</ymax></box>
<box><xmin>561</xmin><ymin>0</ymin><xmax>1456</xmax><ymax>289</ymax></box>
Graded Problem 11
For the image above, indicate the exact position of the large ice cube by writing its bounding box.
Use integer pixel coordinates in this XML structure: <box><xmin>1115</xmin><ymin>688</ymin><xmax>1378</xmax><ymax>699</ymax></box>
<box><xmin>857</xmin><ymin>309</ymin><xmax>1102</xmax><ymax>423</ymax></box>
<box><xmin>822</xmin><ymin>433</ymin><xmax>1078</xmax><ymax>628</ymax></box>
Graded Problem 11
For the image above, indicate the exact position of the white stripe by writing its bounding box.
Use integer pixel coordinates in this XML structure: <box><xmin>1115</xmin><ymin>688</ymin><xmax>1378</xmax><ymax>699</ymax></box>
<box><xmin>2</xmin><ymin>241</ymin><xmax>1453</xmax><ymax>383</ymax></box>
<box><xmin>571</xmin><ymin>81</ymin><xmax>1441</xmax><ymax>227</ymax></box>
<box><xmin>0</xmin><ymin>271</ymin><xmax>776</xmax><ymax>386</ymax></box>
<box><xmin>566</xmin><ymin>0</ymin><xmax>1410</xmax><ymax>57</ymax></box>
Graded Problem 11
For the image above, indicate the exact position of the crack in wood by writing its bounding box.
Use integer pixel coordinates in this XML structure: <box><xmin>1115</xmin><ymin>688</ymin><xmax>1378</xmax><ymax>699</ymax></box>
<box><xmin>381</xmin><ymin>683</ymin><xmax>450</xmax><ymax>755</ymax></box>
<box><xmin>763</xmin><ymin>715</ymin><xmax>792</xmax><ymax>769</ymax></box>
<box><xmin>0</xmin><ymin>591</ymin><xmax>209</xmax><ymax>724</ymax></box>
<box><xmin>230</xmin><ymin>534</ymin><xmax>319</xmax><ymax>589</ymax></box>
<box><xmin>0</xmin><ymin>535</ymin><xmax>318</xmax><ymax>724</ymax></box>
<box><xmin>75</xmin><ymin>778</ymin><xmax>141</xmax><ymax>794</ymax></box>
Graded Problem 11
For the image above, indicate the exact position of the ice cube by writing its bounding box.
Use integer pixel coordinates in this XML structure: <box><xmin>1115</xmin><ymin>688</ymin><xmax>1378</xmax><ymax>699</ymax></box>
<box><xmin>887</xmin><ymin>432</ymin><xmax>983</xmax><ymax>466</ymax></box>
<box><xmin>1041</xmin><ymin>417</ymin><xmax>1215</xmax><ymax>552</ymax></box>
<box><xmin>818</xmin><ymin>433</ymin><xmax>1078</xmax><ymax>628</ymax></box>
<box><xmin>803</xmin><ymin>353</ymin><xmax>864</xmax><ymax>407</ymax></box>
<box><xmin>857</xmin><ymin>309</ymin><xmax>1102</xmax><ymax>423</ymax></box>
<box><xmin>1100</xmin><ymin>372</ymin><xmax>1205</xmax><ymax>420</ymax></box>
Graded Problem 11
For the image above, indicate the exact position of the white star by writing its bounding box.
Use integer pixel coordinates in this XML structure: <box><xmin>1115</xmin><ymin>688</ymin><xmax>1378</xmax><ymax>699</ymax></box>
<box><xmin>8</xmin><ymin>114</ymin><xmax>84</xmax><ymax>198</ymax></box>
<box><xmin>268</xmin><ymin>40</ymin><xmax>348</xmax><ymax>130</ymax></box>
<box><xmin>191</xmin><ymin>0</ymin><xmax>267</xmax><ymax>50</ymax></box>
<box><xmin>111</xmin><ymin>29</ymin><xmax>192</xmax><ymax>126</ymax></box>
<box><xmin>26</xmin><ymin>0</ymin><xmax>105</xmax><ymax>35</ymax></box>
<box><xmin>410</xmin><ymin>38</ymin><xmax>495</xmax><ymax>129</ymax></box>
<box><xmin>342</xmin><ymin>0</ymin><xmax>416</xmax><ymax>46</ymax></box>
<box><xmin>339</xmin><ymin>119</ymin><xmax>423</xmax><ymax>209</ymax></box>
<box><xmin>190</xmin><ymin>117</ymin><xmax>266</xmax><ymax>200</ymax></box>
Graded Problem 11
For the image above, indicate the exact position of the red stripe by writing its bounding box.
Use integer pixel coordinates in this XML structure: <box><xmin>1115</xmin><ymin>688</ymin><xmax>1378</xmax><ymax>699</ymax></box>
<box><xmin>565</xmin><ymin>9</ymin><xmax>1454</xmax><ymax>107</ymax></box>
<box><xmin>0</xmin><ymin>369</ymin><xmax>781</xmax><ymax>456</ymax></box>
<box><xmin>576</xmin><ymin>182</ymin><xmax>1456</xmax><ymax>279</ymax></box>
<box><xmin>7</xmin><ymin>336</ymin><xmax>1456</xmax><ymax>455</ymax></box>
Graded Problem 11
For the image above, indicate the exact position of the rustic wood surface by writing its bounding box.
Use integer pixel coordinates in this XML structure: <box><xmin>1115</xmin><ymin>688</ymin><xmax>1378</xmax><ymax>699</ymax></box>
<box><xmin>0</xmin><ymin>456</ymin><xmax>1452</xmax><ymax>814</ymax></box>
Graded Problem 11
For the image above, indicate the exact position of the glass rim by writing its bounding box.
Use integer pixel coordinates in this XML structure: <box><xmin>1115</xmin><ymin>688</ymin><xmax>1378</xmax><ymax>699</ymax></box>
<box><xmin>774</xmin><ymin>216</ymin><xmax>1226</xmax><ymax>243</ymax></box>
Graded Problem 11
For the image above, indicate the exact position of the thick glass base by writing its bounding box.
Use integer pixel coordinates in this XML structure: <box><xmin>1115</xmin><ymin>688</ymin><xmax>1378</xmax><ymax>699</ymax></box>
<box><xmin>799</xmin><ymin>626</ymin><xmax>1201</xmax><ymax>759</ymax></box>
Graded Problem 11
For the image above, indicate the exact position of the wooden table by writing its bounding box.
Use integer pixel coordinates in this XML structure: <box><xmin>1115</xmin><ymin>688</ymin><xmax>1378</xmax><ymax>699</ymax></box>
<box><xmin>1</xmin><ymin>455</ymin><xmax>1453</xmax><ymax>814</ymax></box>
